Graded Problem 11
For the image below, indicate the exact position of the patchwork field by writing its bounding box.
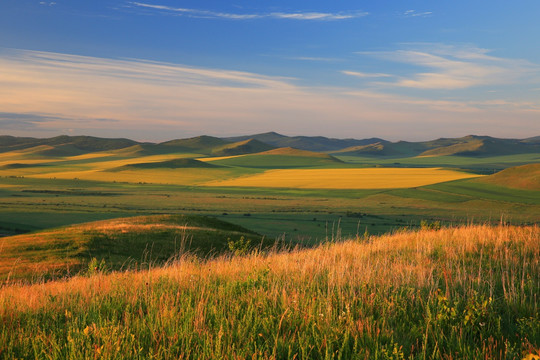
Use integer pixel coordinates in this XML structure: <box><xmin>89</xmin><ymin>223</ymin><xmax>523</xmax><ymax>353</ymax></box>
<box><xmin>203</xmin><ymin>167</ymin><xmax>482</xmax><ymax>189</ymax></box>
<box><xmin>0</xmin><ymin>137</ymin><xmax>538</xmax><ymax>243</ymax></box>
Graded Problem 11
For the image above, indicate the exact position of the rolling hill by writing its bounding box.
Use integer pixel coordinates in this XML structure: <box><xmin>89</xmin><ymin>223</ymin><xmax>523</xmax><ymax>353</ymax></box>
<box><xmin>223</xmin><ymin>132</ymin><xmax>384</xmax><ymax>152</ymax></box>
<box><xmin>420</xmin><ymin>136</ymin><xmax>540</xmax><ymax>156</ymax></box>
<box><xmin>210</xmin><ymin>138</ymin><xmax>275</xmax><ymax>156</ymax></box>
<box><xmin>0</xmin><ymin>214</ymin><xmax>262</xmax><ymax>283</ymax></box>
<box><xmin>110</xmin><ymin>158</ymin><xmax>220</xmax><ymax>170</ymax></box>
<box><xmin>475</xmin><ymin>163</ymin><xmax>540</xmax><ymax>190</ymax></box>
<box><xmin>331</xmin><ymin>135</ymin><xmax>540</xmax><ymax>157</ymax></box>
<box><xmin>159</xmin><ymin>135</ymin><xmax>230</xmax><ymax>154</ymax></box>
<box><xmin>2</xmin><ymin>134</ymin><xmax>539</xmax><ymax>160</ymax></box>
<box><xmin>0</xmin><ymin>135</ymin><xmax>138</xmax><ymax>154</ymax></box>
<box><xmin>206</xmin><ymin>147</ymin><xmax>344</xmax><ymax>168</ymax></box>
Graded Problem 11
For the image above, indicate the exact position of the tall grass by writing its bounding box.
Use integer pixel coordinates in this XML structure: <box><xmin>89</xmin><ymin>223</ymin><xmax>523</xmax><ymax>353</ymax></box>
<box><xmin>0</xmin><ymin>224</ymin><xmax>538</xmax><ymax>359</ymax></box>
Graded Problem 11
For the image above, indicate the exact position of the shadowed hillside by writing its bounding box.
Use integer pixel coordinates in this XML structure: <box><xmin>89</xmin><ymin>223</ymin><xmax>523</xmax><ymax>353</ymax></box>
<box><xmin>111</xmin><ymin>158</ymin><xmax>220</xmax><ymax>171</ymax></box>
<box><xmin>207</xmin><ymin>147</ymin><xmax>344</xmax><ymax>168</ymax></box>
<box><xmin>0</xmin><ymin>215</ymin><xmax>263</xmax><ymax>283</ymax></box>
<box><xmin>0</xmin><ymin>135</ymin><xmax>138</xmax><ymax>154</ymax></box>
<box><xmin>210</xmin><ymin>139</ymin><xmax>275</xmax><ymax>156</ymax></box>
<box><xmin>159</xmin><ymin>135</ymin><xmax>230</xmax><ymax>154</ymax></box>
<box><xmin>2</xmin><ymin>134</ymin><xmax>539</xmax><ymax>158</ymax></box>
<box><xmin>331</xmin><ymin>135</ymin><xmax>540</xmax><ymax>157</ymax></box>
<box><xmin>223</xmin><ymin>132</ymin><xmax>384</xmax><ymax>152</ymax></box>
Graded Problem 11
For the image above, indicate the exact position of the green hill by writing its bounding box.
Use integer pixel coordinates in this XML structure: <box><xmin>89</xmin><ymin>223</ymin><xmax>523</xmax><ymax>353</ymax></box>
<box><xmin>159</xmin><ymin>135</ymin><xmax>229</xmax><ymax>154</ymax></box>
<box><xmin>208</xmin><ymin>147</ymin><xmax>344</xmax><ymax>168</ymax></box>
<box><xmin>109</xmin><ymin>144</ymin><xmax>185</xmax><ymax>157</ymax></box>
<box><xmin>2</xmin><ymin>134</ymin><xmax>539</xmax><ymax>159</ymax></box>
<box><xmin>332</xmin><ymin>135</ymin><xmax>540</xmax><ymax>158</ymax></box>
<box><xmin>0</xmin><ymin>214</ymin><xmax>263</xmax><ymax>283</ymax></box>
<box><xmin>475</xmin><ymin>163</ymin><xmax>540</xmax><ymax>190</ymax></box>
<box><xmin>0</xmin><ymin>135</ymin><xmax>138</xmax><ymax>154</ymax></box>
<box><xmin>223</xmin><ymin>132</ymin><xmax>383</xmax><ymax>152</ymax></box>
<box><xmin>111</xmin><ymin>158</ymin><xmax>220</xmax><ymax>170</ymax></box>
<box><xmin>420</xmin><ymin>136</ymin><xmax>540</xmax><ymax>156</ymax></box>
<box><xmin>0</xmin><ymin>163</ymin><xmax>46</xmax><ymax>170</ymax></box>
<box><xmin>210</xmin><ymin>139</ymin><xmax>275</xmax><ymax>156</ymax></box>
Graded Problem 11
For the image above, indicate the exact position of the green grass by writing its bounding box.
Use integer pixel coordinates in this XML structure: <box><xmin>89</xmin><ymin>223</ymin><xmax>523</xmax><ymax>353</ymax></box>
<box><xmin>208</xmin><ymin>154</ymin><xmax>345</xmax><ymax>168</ymax></box>
<box><xmin>427</xmin><ymin>180</ymin><xmax>540</xmax><ymax>205</ymax></box>
<box><xmin>0</xmin><ymin>215</ymin><xmax>267</xmax><ymax>283</ymax></box>
<box><xmin>336</xmin><ymin>153</ymin><xmax>540</xmax><ymax>173</ymax></box>
<box><xmin>0</xmin><ymin>225</ymin><xmax>538</xmax><ymax>359</ymax></box>
<box><xmin>0</xmin><ymin>173</ymin><xmax>538</xmax><ymax>242</ymax></box>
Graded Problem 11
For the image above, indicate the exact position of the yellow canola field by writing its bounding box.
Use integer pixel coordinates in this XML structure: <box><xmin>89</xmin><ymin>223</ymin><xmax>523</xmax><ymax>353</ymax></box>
<box><xmin>203</xmin><ymin>167</ymin><xmax>482</xmax><ymax>189</ymax></box>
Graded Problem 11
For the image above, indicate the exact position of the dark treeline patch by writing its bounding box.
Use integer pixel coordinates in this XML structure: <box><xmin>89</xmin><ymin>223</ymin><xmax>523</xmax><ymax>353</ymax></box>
<box><xmin>21</xmin><ymin>189</ymin><xmax>121</xmax><ymax>196</ymax></box>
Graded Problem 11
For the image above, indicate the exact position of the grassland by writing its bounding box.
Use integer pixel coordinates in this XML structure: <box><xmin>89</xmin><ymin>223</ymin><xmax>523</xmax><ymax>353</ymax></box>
<box><xmin>336</xmin><ymin>153</ymin><xmax>540</xmax><ymax>174</ymax></box>
<box><xmin>0</xmin><ymin>225</ymin><xmax>538</xmax><ymax>359</ymax></box>
<box><xmin>0</xmin><ymin>138</ymin><xmax>538</xmax><ymax>243</ymax></box>
<box><xmin>0</xmin><ymin>135</ymin><xmax>539</xmax><ymax>358</ymax></box>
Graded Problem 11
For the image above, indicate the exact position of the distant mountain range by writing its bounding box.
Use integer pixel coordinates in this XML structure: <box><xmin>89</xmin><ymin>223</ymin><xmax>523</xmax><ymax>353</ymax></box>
<box><xmin>1</xmin><ymin>133</ymin><xmax>539</xmax><ymax>158</ymax></box>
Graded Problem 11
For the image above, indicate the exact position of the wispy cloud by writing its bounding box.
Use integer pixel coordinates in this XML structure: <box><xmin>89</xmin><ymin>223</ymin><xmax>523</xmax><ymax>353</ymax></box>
<box><xmin>0</xmin><ymin>111</ymin><xmax>118</xmax><ymax>132</ymax></box>
<box><xmin>357</xmin><ymin>44</ymin><xmax>540</xmax><ymax>90</ymax></box>
<box><xmin>403</xmin><ymin>10</ymin><xmax>432</xmax><ymax>18</ymax></box>
<box><xmin>342</xmin><ymin>71</ymin><xmax>393</xmax><ymax>78</ymax></box>
<box><xmin>288</xmin><ymin>56</ymin><xmax>342</xmax><ymax>62</ymax></box>
<box><xmin>129</xmin><ymin>2</ymin><xmax>368</xmax><ymax>21</ymax></box>
<box><xmin>1</xmin><ymin>48</ymin><xmax>538</xmax><ymax>140</ymax></box>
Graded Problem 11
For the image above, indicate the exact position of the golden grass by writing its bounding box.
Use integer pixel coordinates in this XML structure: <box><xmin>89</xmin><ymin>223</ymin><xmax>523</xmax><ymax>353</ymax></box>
<box><xmin>1</xmin><ymin>224</ymin><xmax>537</xmax><ymax>313</ymax></box>
<box><xmin>203</xmin><ymin>167</ymin><xmax>482</xmax><ymax>189</ymax></box>
<box><xmin>1</xmin><ymin>224</ymin><xmax>537</xmax><ymax>358</ymax></box>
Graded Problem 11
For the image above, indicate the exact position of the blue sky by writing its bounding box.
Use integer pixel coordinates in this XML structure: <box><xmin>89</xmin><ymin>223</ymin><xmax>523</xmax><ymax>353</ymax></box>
<box><xmin>1</xmin><ymin>0</ymin><xmax>539</xmax><ymax>141</ymax></box>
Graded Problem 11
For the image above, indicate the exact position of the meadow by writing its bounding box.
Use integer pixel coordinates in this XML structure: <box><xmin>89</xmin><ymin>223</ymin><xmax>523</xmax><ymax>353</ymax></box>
<box><xmin>0</xmin><ymin>135</ymin><xmax>539</xmax><ymax>358</ymax></box>
<box><xmin>0</xmin><ymin>224</ymin><xmax>538</xmax><ymax>359</ymax></box>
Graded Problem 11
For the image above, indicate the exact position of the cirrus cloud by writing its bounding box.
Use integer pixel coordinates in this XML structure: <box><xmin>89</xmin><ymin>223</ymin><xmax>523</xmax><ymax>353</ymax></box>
<box><xmin>128</xmin><ymin>2</ymin><xmax>368</xmax><ymax>21</ymax></box>
<box><xmin>353</xmin><ymin>44</ymin><xmax>540</xmax><ymax>90</ymax></box>
<box><xmin>0</xmin><ymin>48</ymin><xmax>538</xmax><ymax>141</ymax></box>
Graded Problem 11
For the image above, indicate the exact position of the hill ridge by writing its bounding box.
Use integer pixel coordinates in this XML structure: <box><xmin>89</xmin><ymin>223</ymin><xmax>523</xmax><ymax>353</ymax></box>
<box><xmin>2</xmin><ymin>133</ymin><xmax>539</xmax><ymax>157</ymax></box>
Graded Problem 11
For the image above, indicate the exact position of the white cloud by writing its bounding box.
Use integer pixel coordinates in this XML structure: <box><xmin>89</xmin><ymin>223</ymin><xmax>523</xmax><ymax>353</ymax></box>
<box><xmin>129</xmin><ymin>2</ymin><xmax>368</xmax><ymax>21</ymax></box>
<box><xmin>357</xmin><ymin>44</ymin><xmax>540</xmax><ymax>90</ymax></box>
<box><xmin>0</xmin><ymin>48</ymin><xmax>538</xmax><ymax>141</ymax></box>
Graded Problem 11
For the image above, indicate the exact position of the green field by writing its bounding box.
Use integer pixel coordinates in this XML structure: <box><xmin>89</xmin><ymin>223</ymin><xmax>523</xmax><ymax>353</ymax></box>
<box><xmin>0</xmin><ymin>151</ymin><xmax>538</xmax><ymax>241</ymax></box>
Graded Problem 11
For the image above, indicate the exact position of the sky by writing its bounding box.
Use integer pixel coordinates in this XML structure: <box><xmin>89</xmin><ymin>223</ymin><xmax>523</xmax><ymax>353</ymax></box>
<box><xmin>1</xmin><ymin>0</ymin><xmax>539</xmax><ymax>141</ymax></box>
